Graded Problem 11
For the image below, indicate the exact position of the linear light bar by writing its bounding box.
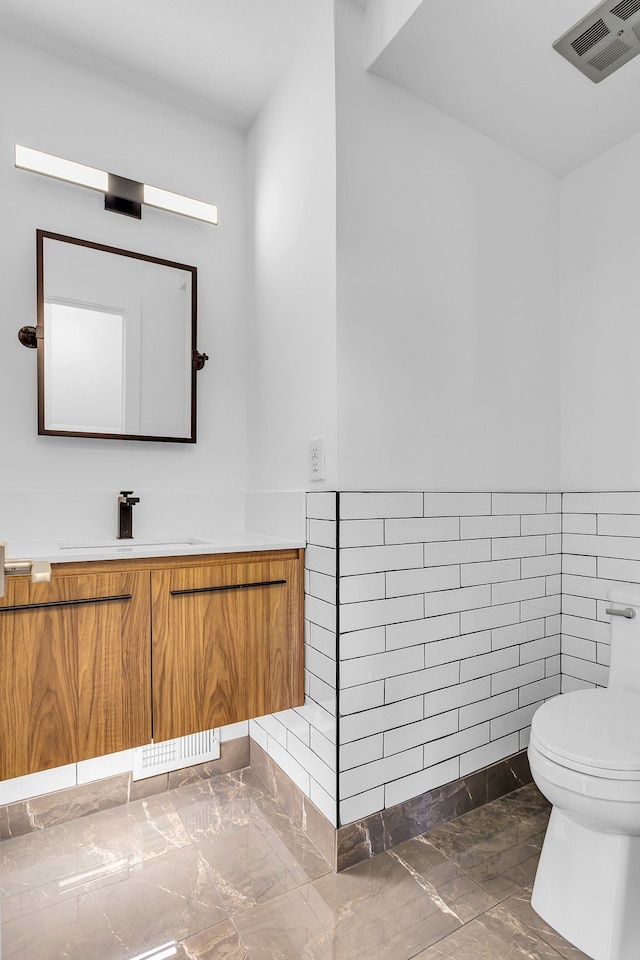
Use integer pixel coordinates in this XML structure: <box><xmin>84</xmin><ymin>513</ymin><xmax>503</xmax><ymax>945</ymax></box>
<box><xmin>15</xmin><ymin>144</ymin><xmax>108</xmax><ymax>192</ymax></box>
<box><xmin>143</xmin><ymin>184</ymin><xmax>218</xmax><ymax>225</ymax></box>
<box><xmin>14</xmin><ymin>144</ymin><xmax>217</xmax><ymax>225</ymax></box>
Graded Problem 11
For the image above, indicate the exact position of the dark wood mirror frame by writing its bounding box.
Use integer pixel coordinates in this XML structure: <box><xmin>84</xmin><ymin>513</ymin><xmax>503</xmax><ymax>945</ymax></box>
<box><xmin>36</xmin><ymin>230</ymin><xmax>200</xmax><ymax>443</ymax></box>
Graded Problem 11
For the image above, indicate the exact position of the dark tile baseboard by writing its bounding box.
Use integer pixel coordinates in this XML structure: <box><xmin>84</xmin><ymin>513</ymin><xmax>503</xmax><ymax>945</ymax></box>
<box><xmin>1</xmin><ymin>738</ymin><xmax>532</xmax><ymax>876</ymax></box>
<box><xmin>336</xmin><ymin>750</ymin><xmax>533</xmax><ymax>871</ymax></box>
<box><xmin>249</xmin><ymin>739</ymin><xmax>337</xmax><ymax>867</ymax></box>
<box><xmin>250</xmin><ymin>742</ymin><xmax>532</xmax><ymax>871</ymax></box>
<box><xmin>0</xmin><ymin>736</ymin><xmax>250</xmax><ymax>841</ymax></box>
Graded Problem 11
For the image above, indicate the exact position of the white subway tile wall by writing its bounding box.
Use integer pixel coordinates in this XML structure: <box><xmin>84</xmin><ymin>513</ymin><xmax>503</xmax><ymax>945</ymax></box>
<box><xmin>337</xmin><ymin>492</ymin><xmax>561</xmax><ymax>825</ymax></box>
<box><xmin>249</xmin><ymin>491</ymin><xmax>338</xmax><ymax>826</ymax></box>
<box><xmin>248</xmin><ymin>490</ymin><xmax>640</xmax><ymax>829</ymax></box>
<box><xmin>560</xmin><ymin>492</ymin><xmax>640</xmax><ymax>692</ymax></box>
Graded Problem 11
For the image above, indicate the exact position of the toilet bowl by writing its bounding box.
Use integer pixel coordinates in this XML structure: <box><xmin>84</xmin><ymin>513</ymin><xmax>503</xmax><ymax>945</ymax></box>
<box><xmin>529</xmin><ymin>593</ymin><xmax>640</xmax><ymax>960</ymax></box>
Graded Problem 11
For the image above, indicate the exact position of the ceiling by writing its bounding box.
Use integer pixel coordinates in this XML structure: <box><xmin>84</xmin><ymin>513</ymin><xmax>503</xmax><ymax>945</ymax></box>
<box><xmin>368</xmin><ymin>0</ymin><xmax>640</xmax><ymax>176</ymax></box>
<box><xmin>0</xmin><ymin>0</ymin><xmax>325</xmax><ymax>131</ymax></box>
<box><xmin>1</xmin><ymin>0</ymin><xmax>636</xmax><ymax>174</ymax></box>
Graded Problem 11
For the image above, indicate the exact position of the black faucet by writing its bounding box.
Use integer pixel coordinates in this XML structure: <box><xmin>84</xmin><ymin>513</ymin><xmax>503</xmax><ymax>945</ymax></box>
<box><xmin>117</xmin><ymin>491</ymin><xmax>140</xmax><ymax>540</ymax></box>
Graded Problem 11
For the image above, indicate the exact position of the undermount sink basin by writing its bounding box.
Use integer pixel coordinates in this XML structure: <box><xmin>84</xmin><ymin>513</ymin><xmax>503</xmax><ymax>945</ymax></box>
<box><xmin>58</xmin><ymin>537</ymin><xmax>206</xmax><ymax>552</ymax></box>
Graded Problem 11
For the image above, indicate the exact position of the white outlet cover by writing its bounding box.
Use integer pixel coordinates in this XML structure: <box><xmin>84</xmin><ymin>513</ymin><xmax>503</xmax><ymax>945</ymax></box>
<box><xmin>309</xmin><ymin>437</ymin><xmax>325</xmax><ymax>482</ymax></box>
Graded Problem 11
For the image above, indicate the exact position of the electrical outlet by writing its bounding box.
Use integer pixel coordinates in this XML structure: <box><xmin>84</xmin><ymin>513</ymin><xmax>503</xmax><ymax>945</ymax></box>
<box><xmin>309</xmin><ymin>437</ymin><xmax>325</xmax><ymax>482</ymax></box>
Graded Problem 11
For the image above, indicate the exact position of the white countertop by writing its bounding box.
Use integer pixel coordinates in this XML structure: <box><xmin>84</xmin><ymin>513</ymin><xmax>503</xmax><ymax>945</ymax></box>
<box><xmin>4</xmin><ymin>533</ymin><xmax>305</xmax><ymax>565</ymax></box>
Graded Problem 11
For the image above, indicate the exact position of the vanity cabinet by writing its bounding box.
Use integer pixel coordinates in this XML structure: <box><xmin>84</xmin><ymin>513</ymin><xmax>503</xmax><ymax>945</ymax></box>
<box><xmin>0</xmin><ymin>549</ymin><xmax>303</xmax><ymax>781</ymax></box>
<box><xmin>0</xmin><ymin>569</ymin><xmax>151</xmax><ymax>781</ymax></box>
<box><xmin>151</xmin><ymin>552</ymin><xmax>304</xmax><ymax>741</ymax></box>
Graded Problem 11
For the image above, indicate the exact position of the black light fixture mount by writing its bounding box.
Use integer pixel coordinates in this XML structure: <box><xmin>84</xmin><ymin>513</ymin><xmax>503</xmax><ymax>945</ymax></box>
<box><xmin>105</xmin><ymin>174</ymin><xmax>144</xmax><ymax>219</ymax></box>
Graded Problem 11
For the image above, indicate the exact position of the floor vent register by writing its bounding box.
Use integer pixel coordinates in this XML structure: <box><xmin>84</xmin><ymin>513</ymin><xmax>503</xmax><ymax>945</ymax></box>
<box><xmin>132</xmin><ymin>729</ymin><xmax>220</xmax><ymax>779</ymax></box>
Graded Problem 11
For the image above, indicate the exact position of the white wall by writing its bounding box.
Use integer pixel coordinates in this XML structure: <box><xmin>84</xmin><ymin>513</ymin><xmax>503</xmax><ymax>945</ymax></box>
<box><xmin>0</xmin><ymin>36</ymin><xmax>247</xmax><ymax>539</ymax></box>
<box><xmin>246</xmin><ymin>0</ymin><xmax>338</xmax><ymax>493</ymax></box>
<box><xmin>334</xmin><ymin>0</ymin><xmax>561</xmax><ymax>492</ymax></box>
<box><xmin>560</xmin><ymin>132</ymin><xmax>640</xmax><ymax>491</ymax></box>
<box><xmin>363</xmin><ymin>0</ymin><xmax>424</xmax><ymax>69</ymax></box>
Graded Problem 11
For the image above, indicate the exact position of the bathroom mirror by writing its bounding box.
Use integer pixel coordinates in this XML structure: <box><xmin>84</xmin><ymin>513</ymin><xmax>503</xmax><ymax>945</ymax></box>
<box><xmin>36</xmin><ymin>230</ymin><xmax>199</xmax><ymax>442</ymax></box>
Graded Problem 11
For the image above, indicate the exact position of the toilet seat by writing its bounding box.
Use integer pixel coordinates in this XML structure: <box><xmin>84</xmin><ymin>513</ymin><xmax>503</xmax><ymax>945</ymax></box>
<box><xmin>530</xmin><ymin>688</ymin><xmax>640</xmax><ymax>781</ymax></box>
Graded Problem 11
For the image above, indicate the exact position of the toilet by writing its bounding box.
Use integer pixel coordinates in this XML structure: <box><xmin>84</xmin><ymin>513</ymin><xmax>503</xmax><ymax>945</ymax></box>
<box><xmin>529</xmin><ymin>590</ymin><xmax>640</xmax><ymax>960</ymax></box>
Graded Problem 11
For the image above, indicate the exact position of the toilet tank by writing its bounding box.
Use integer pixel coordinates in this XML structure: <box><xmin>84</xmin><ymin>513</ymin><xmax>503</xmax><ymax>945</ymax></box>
<box><xmin>608</xmin><ymin>589</ymin><xmax>640</xmax><ymax>693</ymax></box>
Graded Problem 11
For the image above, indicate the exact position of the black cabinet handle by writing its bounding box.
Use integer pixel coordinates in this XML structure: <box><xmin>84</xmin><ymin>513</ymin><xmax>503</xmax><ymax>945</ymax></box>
<box><xmin>0</xmin><ymin>594</ymin><xmax>132</xmax><ymax>613</ymax></box>
<box><xmin>170</xmin><ymin>579</ymin><xmax>286</xmax><ymax>597</ymax></box>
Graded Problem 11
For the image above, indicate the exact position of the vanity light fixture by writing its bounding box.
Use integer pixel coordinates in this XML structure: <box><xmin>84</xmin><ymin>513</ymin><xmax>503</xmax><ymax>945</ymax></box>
<box><xmin>14</xmin><ymin>144</ymin><xmax>218</xmax><ymax>224</ymax></box>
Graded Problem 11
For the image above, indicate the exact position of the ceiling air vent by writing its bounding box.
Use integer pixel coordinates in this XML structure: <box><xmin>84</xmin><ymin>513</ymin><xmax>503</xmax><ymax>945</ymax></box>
<box><xmin>610</xmin><ymin>0</ymin><xmax>640</xmax><ymax>20</ymax></box>
<box><xmin>571</xmin><ymin>18</ymin><xmax>610</xmax><ymax>54</ymax></box>
<box><xmin>588</xmin><ymin>36</ymin><xmax>631</xmax><ymax>69</ymax></box>
<box><xmin>554</xmin><ymin>0</ymin><xmax>640</xmax><ymax>81</ymax></box>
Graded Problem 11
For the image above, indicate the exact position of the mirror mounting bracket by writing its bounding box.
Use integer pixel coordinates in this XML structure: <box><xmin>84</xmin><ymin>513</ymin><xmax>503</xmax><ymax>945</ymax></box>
<box><xmin>195</xmin><ymin>351</ymin><xmax>209</xmax><ymax>371</ymax></box>
<box><xmin>18</xmin><ymin>325</ymin><xmax>38</xmax><ymax>348</ymax></box>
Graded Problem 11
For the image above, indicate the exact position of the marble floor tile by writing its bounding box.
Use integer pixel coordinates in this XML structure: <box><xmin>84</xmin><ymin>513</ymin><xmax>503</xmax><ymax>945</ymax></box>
<box><xmin>0</xmin><ymin>793</ymin><xmax>191</xmax><ymax>898</ymax></box>
<box><xmin>0</xmin><ymin>772</ymin><xmax>569</xmax><ymax>960</ymax></box>
<box><xmin>387</xmin><ymin>836</ymin><xmax>498</xmax><ymax>923</ymax></box>
<box><xmin>412</xmin><ymin>903</ymin><xmax>567</xmax><ymax>960</ymax></box>
<box><xmin>423</xmin><ymin>811</ymin><xmax>523</xmax><ymax>871</ymax></box>
<box><xmin>232</xmin><ymin>883</ymin><xmax>333</xmax><ymax>960</ymax></box>
<box><xmin>460</xmin><ymin>830</ymin><xmax>544</xmax><ymax>902</ymax></box>
<box><xmin>235</xmin><ymin>850</ymin><xmax>478</xmax><ymax>960</ymax></box>
<box><xmin>488</xmin><ymin>782</ymin><xmax>551</xmax><ymax>834</ymax></box>
<box><xmin>503</xmin><ymin>885</ymin><xmax>592</xmax><ymax>960</ymax></box>
<box><xmin>176</xmin><ymin>918</ymin><xmax>250</xmax><ymax>959</ymax></box>
<box><xmin>2</xmin><ymin>844</ymin><xmax>227</xmax><ymax>960</ymax></box>
<box><xmin>171</xmin><ymin>768</ymin><xmax>283</xmax><ymax>841</ymax></box>
<box><xmin>423</xmin><ymin>785</ymin><xmax>548</xmax><ymax>875</ymax></box>
<box><xmin>197</xmin><ymin>809</ymin><xmax>331</xmax><ymax>914</ymax></box>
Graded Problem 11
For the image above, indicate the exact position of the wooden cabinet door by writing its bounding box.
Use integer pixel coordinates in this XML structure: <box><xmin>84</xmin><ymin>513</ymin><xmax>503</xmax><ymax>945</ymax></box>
<box><xmin>152</xmin><ymin>553</ymin><xmax>304</xmax><ymax>742</ymax></box>
<box><xmin>0</xmin><ymin>569</ymin><xmax>151</xmax><ymax>780</ymax></box>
